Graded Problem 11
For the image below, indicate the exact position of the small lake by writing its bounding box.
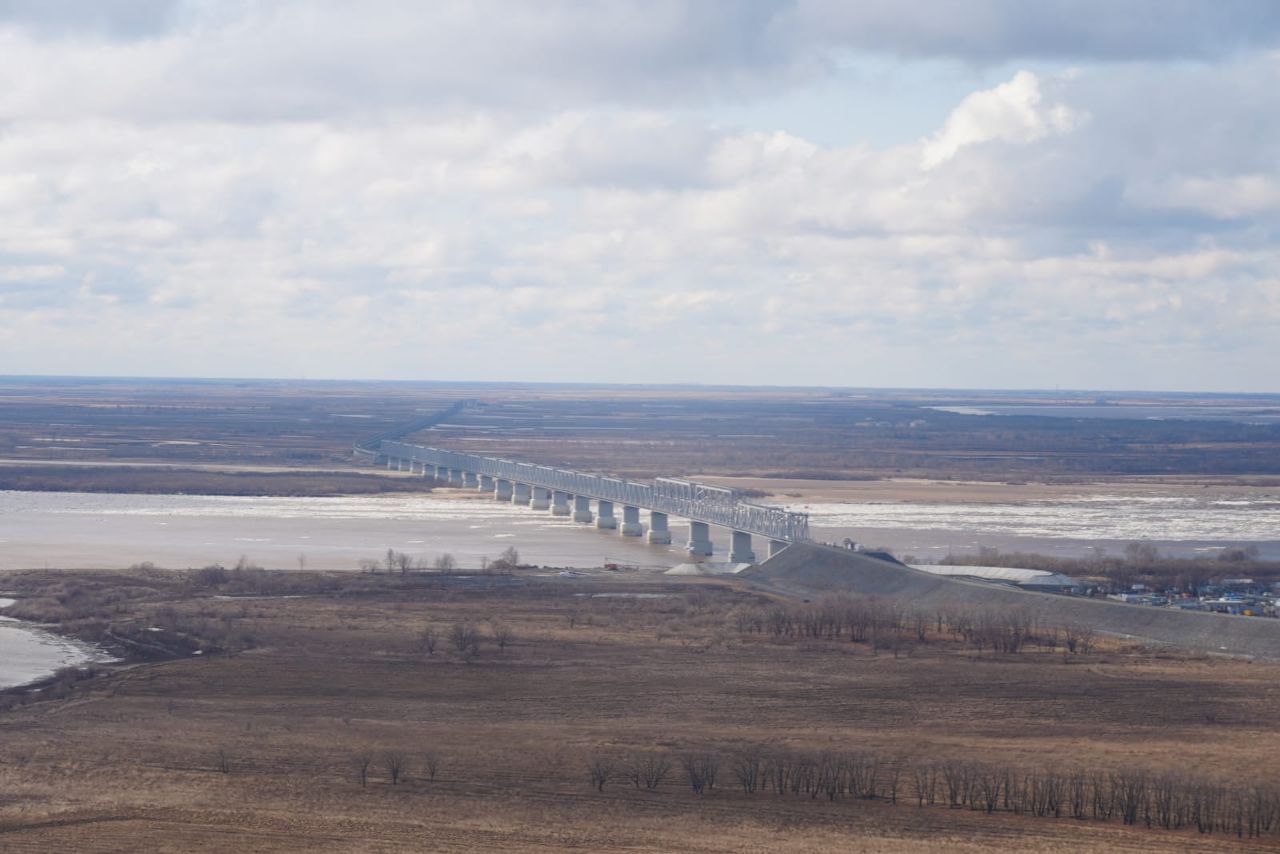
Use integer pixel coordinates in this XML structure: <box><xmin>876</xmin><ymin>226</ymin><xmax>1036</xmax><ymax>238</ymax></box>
<box><xmin>0</xmin><ymin>598</ymin><xmax>107</xmax><ymax>689</ymax></box>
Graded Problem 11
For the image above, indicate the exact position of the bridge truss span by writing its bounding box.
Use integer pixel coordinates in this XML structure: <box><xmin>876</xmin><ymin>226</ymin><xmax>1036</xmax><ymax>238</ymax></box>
<box><xmin>378</xmin><ymin>440</ymin><xmax>809</xmax><ymax>543</ymax></box>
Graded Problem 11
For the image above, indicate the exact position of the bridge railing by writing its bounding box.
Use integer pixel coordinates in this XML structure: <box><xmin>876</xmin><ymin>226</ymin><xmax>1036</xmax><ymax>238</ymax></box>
<box><xmin>379</xmin><ymin>440</ymin><xmax>809</xmax><ymax>542</ymax></box>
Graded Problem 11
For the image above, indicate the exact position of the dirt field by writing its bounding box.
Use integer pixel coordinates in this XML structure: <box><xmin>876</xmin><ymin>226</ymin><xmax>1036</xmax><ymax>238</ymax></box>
<box><xmin>2</xmin><ymin>568</ymin><xmax>1279</xmax><ymax>851</ymax></box>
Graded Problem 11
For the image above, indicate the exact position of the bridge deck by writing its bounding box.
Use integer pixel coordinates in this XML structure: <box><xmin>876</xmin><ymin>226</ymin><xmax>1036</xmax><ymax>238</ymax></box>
<box><xmin>379</xmin><ymin>440</ymin><xmax>809</xmax><ymax>543</ymax></box>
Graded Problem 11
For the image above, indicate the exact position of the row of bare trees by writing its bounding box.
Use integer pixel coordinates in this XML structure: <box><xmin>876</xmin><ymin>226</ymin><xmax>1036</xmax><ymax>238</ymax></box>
<box><xmin>362</xmin><ymin>546</ymin><xmax>523</xmax><ymax>575</ymax></box>
<box><xmin>586</xmin><ymin>747</ymin><xmax>1280</xmax><ymax>838</ymax></box>
<box><xmin>352</xmin><ymin>750</ymin><xmax>440</xmax><ymax>787</ymax></box>
<box><xmin>417</xmin><ymin>619</ymin><xmax>515</xmax><ymax>657</ymax></box>
<box><xmin>736</xmin><ymin>596</ymin><xmax>1096</xmax><ymax>655</ymax></box>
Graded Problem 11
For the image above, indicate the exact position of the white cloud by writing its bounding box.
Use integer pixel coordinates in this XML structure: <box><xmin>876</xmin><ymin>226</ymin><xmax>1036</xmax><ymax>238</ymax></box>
<box><xmin>1129</xmin><ymin>173</ymin><xmax>1280</xmax><ymax>219</ymax></box>
<box><xmin>0</xmin><ymin>6</ymin><xmax>1278</xmax><ymax>390</ymax></box>
<box><xmin>921</xmin><ymin>70</ymin><xmax>1083</xmax><ymax>168</ymax></box>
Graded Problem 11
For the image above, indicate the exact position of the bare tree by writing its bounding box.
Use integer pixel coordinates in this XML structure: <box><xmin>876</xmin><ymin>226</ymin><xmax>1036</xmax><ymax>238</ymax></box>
<box><xmin>354</xmin><ymin>753</ymin><xmax>373</xmax><ymax>787</ymax></box>
<box><xmin>422</xmin><ymin>752</ymin><xmax>440</xmax><ymax>783</ymax></box>
<box><xmin>394</xmin><ymin>551</ymin><xmax>413</xmax><ymax>575</ymax></box>
<box><xmin>732</xmin><ymin>751</ymin><xmax>763</xmax><ymax>793</ymax></box>
<box><xmin>683</xmin><ymin>753</ymin><xmax>719</xmax><ymax>794</ymax></box>
<box><xmin>434</xmin><ymin>553</ymin><xmax>457</xmax><ymax>571</ymax></box>
<box><xmin>625</xmin><ymin>753</ymin><xmax>671</xmax><ymax>790</ymax></box>
<box><xmin>384</xmin><ymin>750</ymin><xmax>408</xmax><ymax>785</ymax></box>
<box><xmin>490</xmin><ymin>620</ymin><xmax>514</xmax><ymax>652</ymax></box>
<box><xmin>492</xmin><ymin>545</ymin><xmax>520</xmax><ymax>570</ymax></box>
<box><xmin>450</xmin><ymin>622</ymin><xmax>481</xmax><ymax>656</ymax></box>
<box><xmin>418</xmin><ymin>625</ymin><xmax>439</xmax><ymax>656</ymax></box>
<box><xmin>588</xmin><ymin>755</ymin><xmax>614</xmax><ymax>791</ymax></box>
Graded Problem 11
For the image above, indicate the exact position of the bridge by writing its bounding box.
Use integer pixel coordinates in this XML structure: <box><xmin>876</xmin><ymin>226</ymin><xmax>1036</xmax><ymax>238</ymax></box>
<box><xmin>371</xmin><ymin>439</ymin><xmax>810</xmax><ymax>563</ymax></box>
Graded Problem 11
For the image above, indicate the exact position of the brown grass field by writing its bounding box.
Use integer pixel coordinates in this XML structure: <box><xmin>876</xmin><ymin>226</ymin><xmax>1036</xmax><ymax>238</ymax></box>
<box><xmin>3</xmin><ymin>567</ymin><xmax>1280</xmax><ymax>852</ymax></box>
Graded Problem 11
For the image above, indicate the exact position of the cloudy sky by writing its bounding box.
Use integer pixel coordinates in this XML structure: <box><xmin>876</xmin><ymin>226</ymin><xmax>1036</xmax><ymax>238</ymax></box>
<box><xmin>2</xmin><ymin>1</ymin><xmax>1279</xmax><ymax>390</ymax></box>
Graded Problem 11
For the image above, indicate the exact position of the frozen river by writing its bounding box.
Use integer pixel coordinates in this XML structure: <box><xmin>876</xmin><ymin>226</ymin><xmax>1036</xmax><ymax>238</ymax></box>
<box><xmin>0</xmin><ymin>488</ymin><xmax>1277</xmax><ymax>572</ymax></box>
<box><xmin>797</xmin><ymin>492</ymin><xmax>1280</xmax><ymax>561</ymax></box>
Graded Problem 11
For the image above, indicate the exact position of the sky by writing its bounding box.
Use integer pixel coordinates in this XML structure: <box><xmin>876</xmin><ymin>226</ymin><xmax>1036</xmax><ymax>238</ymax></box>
<box><xmin>1</xmin><ymin>1</ymin><xmax>1279</xmax><ymax>391</ymax></box>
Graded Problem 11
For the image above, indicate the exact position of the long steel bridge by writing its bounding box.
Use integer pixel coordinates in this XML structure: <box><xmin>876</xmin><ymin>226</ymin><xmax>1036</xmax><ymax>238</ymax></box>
<box><xmin>371</xmin><ymin>438</ymin><xmax>809</xmax><ymax>562</ymax></box>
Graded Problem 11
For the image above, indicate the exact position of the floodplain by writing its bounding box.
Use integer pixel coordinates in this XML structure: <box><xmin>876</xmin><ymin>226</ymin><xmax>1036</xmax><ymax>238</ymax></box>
<box><xmin>2</xmin><ymin>566</ymin><xmax>1279</xmax><ymax>852</ymax></box>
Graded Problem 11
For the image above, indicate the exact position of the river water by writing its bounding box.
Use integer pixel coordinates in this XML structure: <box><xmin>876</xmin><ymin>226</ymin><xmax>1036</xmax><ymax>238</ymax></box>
<box><xmin>0</xmin><ymin>597</ymin><xmax>107</xmax><ymax>689</ymax></box>
<box><xmin>0</xmin><ymin>488</ymin><xmax>1277</xmax><ymax>572</ymax></box>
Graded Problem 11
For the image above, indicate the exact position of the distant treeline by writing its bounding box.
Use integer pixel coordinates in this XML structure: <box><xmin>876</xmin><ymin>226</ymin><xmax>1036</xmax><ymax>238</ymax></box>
<box><xmin>940</xmin><ymin>544</ymin><xmax>1280</xmax><ymax>593</ymax></box>
<box><xmin>586</xmin><ymin>746</ymin><xmax>1280</xmax><ymax>839</ymax></box>
<box><xmin>736</xmin><ymin>596</ymin><xmax>1096</xmax><ymax>655</ymax></box>
<box><xmin>0</xmin><ymin>465</ymin><xmax>436</xmax><ymax>496</ymax></box>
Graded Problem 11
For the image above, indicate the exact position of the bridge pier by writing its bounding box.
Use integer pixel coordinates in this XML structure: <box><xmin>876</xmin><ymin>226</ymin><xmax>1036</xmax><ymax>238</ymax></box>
<box><xmin>435</xmin><ymin>465</ymin><xmax>448</xmax><ymax>481</ymax></box>
<box><xmin>448</xmin><ymin>468</ymin><xmax>463</xmax><ymax>486</ymax></box>
<box><xmin>686</xmin><ymin>521</ymin><xmax>713</xmax><ymax>557</ymax></box>
<box><xmin>730</xmin><ymin>531</ymin><xmax>756</xmax><ymax>564</ymax></box>
<box><xmin>463</xmin><ymin>471</ymin><xmax>479</xmax><ymax>488</ymax></box>
<box><xmin>479</xmin><ymin>474</ymin><xmax>495</xmax><ymax>491</ymax></box>
<box><xmin>530</xmin><ymin>486</ymin><xmax>551</xmax><ymax>510</ymax></box>
<box><xmin>512</xmin><ymin>482</ymin><xmax>531</xmax><ymax>506</ymax></box>
<box><xmin>494</xmin><ymin>478</ymin><xmax>514</xmax><ymax>501</ymax></box>
<box><xmin>647</xmin><ymin>511</ymin><xmax>671</xmax><ymax>544</ymax></box>
<box><xmin>551</xmin><ymin>490</ymin><xmax>571</xmax><ymax>516</ymax></box>
<box><xmin>620</xmin><ymin>505</ymin><xmax>642</xmax><ymax>536</ymax></box>
<box><xmin>595</xmin><ymin>500</ymin><xmax>617</xmax><ymax>529</ymax></box>
<box><xmin>572</xmin><ymin>495</ymin><xmax>593</xmax><ymax>523</ymax></box>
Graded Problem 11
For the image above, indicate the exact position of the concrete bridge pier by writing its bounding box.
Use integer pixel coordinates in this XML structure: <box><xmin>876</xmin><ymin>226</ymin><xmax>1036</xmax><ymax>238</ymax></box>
<box><xmin>551</xmin><ymin>490</ymin><xmax>571</xmax><ymax>516</ymax></box>
<box><xmin>572</xmin><ymin>495</ymin><xmax>593</xmax><ymax>523</ymax></box>
<box><xmin>530</xmin><ymin>486</ymin><xmax>551</xmax><ymax>510</ymax></box>
<box><xmin>595</xmin><ymin>500</ymin><xmax>617</xmax><ymax>529</ymax></box>
<box><xmin>647</xmin><ymin>511</ymin><xmax>672</xmax><ymax>544</ymax></box>
<box><xmin>448</xmin><ymin>468</ymin><xmax>464</xmax><ymax>486</ymax></box>
<box><xmin>421</xmin><ymin>463</ymin><xmax>432</xmax><ymax>478</ymax></box>
<box><xmin>620</xmin><ymin>505</ymin><xmax>642</xmax><ymax>536</ymax></box>
<box><xmin>436</xmin><ymin>465</ymin><xmax>449</xmax><ymax>481</ymax></box>
<box><xmin>730</xmin><ymin>531</ymin><xmax>756</xmax><ymax>564</ymax></box>
<box><xmin>463</xmin><ymin>471</ymin><xmax>479</xmax><ymax>488</ymax></box>
<box><xmin>479</xmin><ymin>474</ymin><xmax>495</xmax><ymax>491</ymax></box>
<box><xmin>386</xmin><ymin>458</ymin><xmax>394</xmax><ymax>470</ymax></box>
<box><xmin>769</xmin><ymin>539</ymin><xmax>788</xmax><ymax>558</ymax></box>
<box><xmin>512</xmin><ymin>482</ymin><xmax>532</xmax><ymax>506</ymax></box>
<box><xmin>494</xmin><ymin>478</ymin><xmax>514</xmax><ymax>501</ymax></box>
<box><xmin>687</xmin><ymin>521</ymin><xmax>713</xmax><ymax>556</ymax></box>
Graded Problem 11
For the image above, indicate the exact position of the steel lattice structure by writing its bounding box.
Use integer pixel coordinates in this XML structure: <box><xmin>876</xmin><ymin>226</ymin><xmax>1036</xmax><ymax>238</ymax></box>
<box><xmin>379</xmin><ymin>440</ymin><xmax>810</xmax><ymax>543</ymax></box>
